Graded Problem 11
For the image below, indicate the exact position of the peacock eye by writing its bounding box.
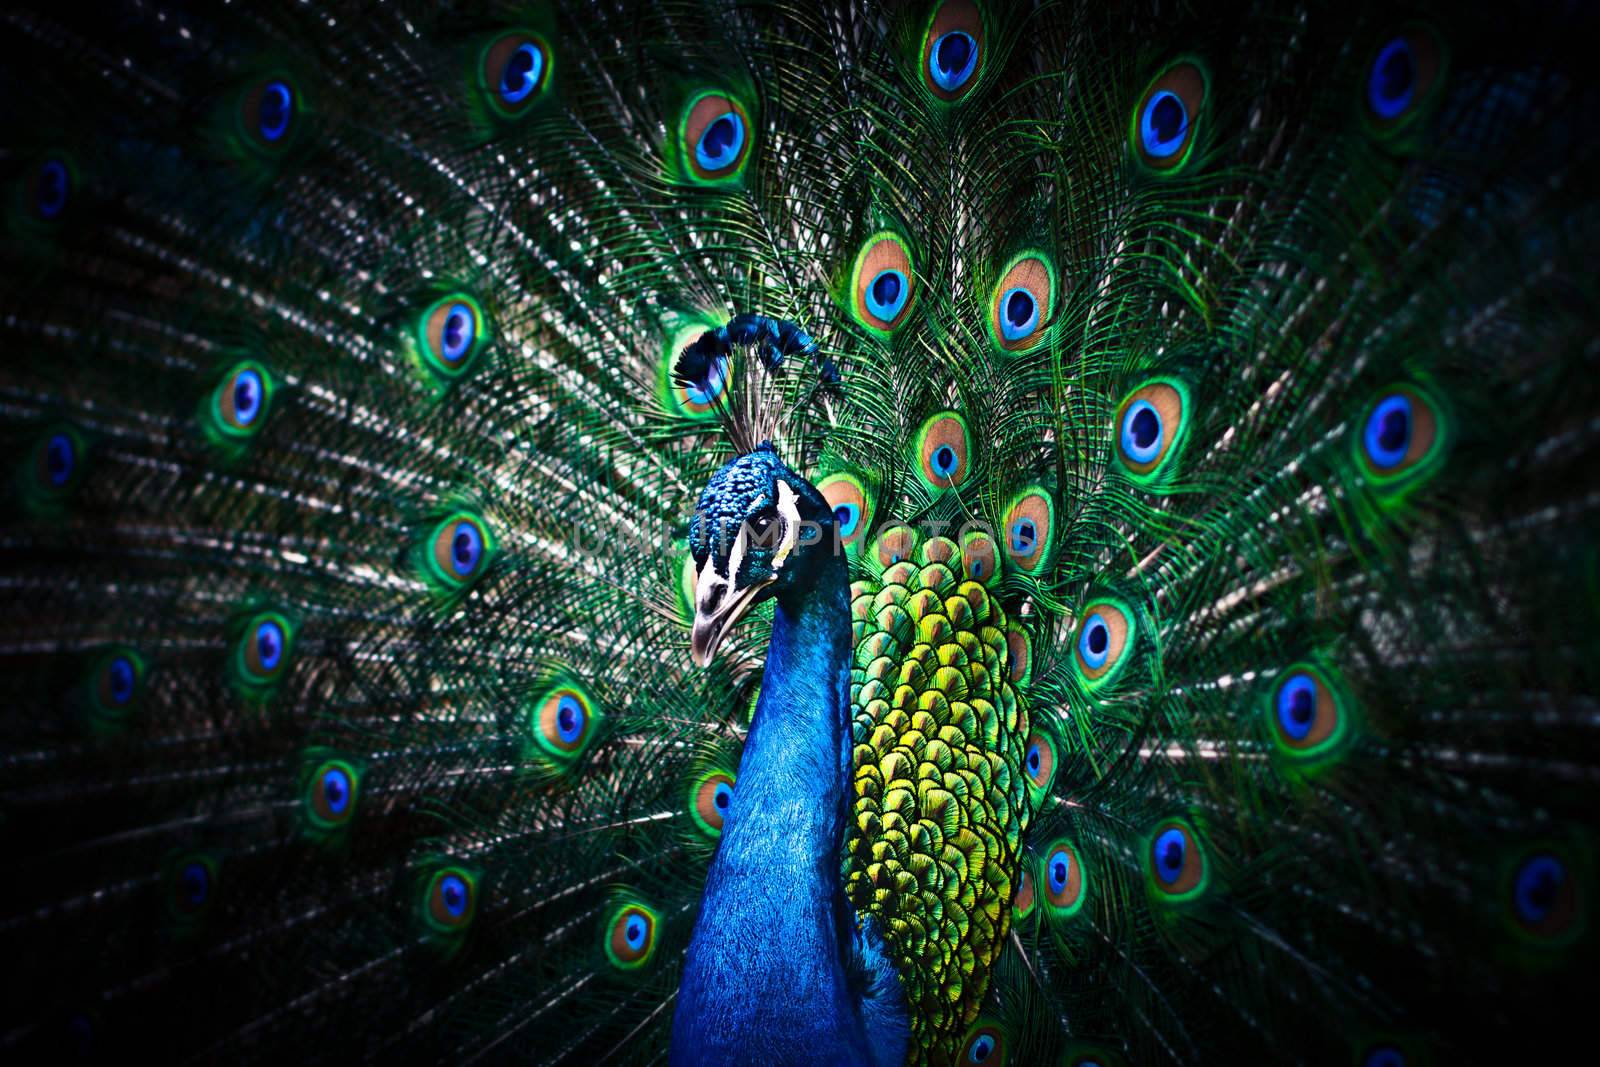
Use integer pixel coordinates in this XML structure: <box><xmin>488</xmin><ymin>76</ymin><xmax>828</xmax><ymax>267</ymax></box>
<box><xmin>1023</xmin><ymin>730</ymin><xmax>1056</xmax><ymax>795</ymax></box>
<box><xmin>1357</xmin><ymin>386</ymin><xmax>1445</xmax><ymax>486</ymax></box>
<box><xmin>874</xmin><ymin>523</ymin><xmax>919</xmax><ymax>568</ymax></box>
<box><xmin>1073</xmin><ymin>600</ymin><xmax>1133</xmax><ymax>688</ymax></box>
<box><xmin>1005</xmin><ymin>625</ymin><xmax>1031</xmax><ymax>685</ymax></box>
<box><xmin>1364</xmin><ymin>26</ymin><xmax>1443</xmax><ymax>130</ymax></box>
<box><xmin>213</xmin><ymin>362</ymin><xmax>272</xmax><ymax>436</ymax></box>
<box><xmin>429</xmin><ymin>512</ymin><xmax>492</xmax><ymax>587</ymax></box>
<box><xmin>913</xmin><ymin>411</ymin><xmax>972</xmax><ymax>491</ymax></box>
<box><xmin>419</xmin><ymin>294</ymin><xmax>488</xmax><ymax>379</ymax></box>
<box><xmin>960</xmin><ymin>1024</ymin><xmax>1005</xmax><ymax>1065</ymax></box>
<box><xmin>605</xmin><ymin>903</ymin><xmax>659</xmax><ymax>969</ymax></box>
<box><xmin>921</xmin><ymin>1</ymin><xmax>985</xmax><ymax>102</ymax></box>
<box><xmin>240</xmin><ymin>76</ymin><xmax>297</xmax><ymax>151</ymax></box>
<box><xmin>681</xmin><ymin>92</ymin><xmax>752</xmax><ymax>183</ymax></box>
<box><xmin>1002</xmin><ymin>487</ymin><xmax>1054</xmax><ymax>574</ymax></box>
<box><xmin>1133</xmin><ymin>60</ymin><xmax>1207</xmax><ymax>172</ymax></box>
<box><xmin>990</xmin><ymin>253</ymin><xmax>1056</xmax><ymax>352</ymax></box>
<box><xmin>481</xmin><ymin>31</ymin><xmax>550</xmax><ymax>117</ymax></box>
<box><xmin>91</xmin><ymin>648</ymin><xmax>145</xmax><ymax>717</ymax></box>
<box><xmin>930</xmin><ymin>32</ymin><xmax>978</xmax><ymax>93</ymax></box>
<box><xmin>1114</xmin><ymin>379</ymin><xmax>1189</xmax><ymax>481</ymax></box>
<box><xmin>1269</xmin><ymin>664</ymin><xmax>1347</xmax><ymax>756</ymax></box>
<box><xmin>35</xmin><ymin>428</ymin><xmax>81</xmax><ymax>492</ymax></box>
<box><xmin>690</xmin><ymin>771</ymin><xmax>736</xmax><ymax>838</ymax></box>
<box><xmin>168</xmin><ymin>854</ymin><xmax>218</xmax><ymax>918</ymax></box>
<box><xmin>851</xmin><ymin>232</ymin><xmax>915</xmax><ymax>333</ymax></box>
<box><xmin>179</xmin><ymin>864</ymin><xmax>209</xmax><ymax>907</ymax></box>
<box><xmin>425</xmin><ymin>868</ymin><xmax>477</xmax><ymax>931</ymax></box>
<box><xmin>1012</xmin><ymin>867</ymin><xmax>1035</xmax><ymax>919</ymax></box>
<box><xmin>1510</xmin><ymin>851</ymin><xmax>1580</xmax><ymax>941</ymax></box>
<box><xmin>1043</xmin><ymin>840</ymin><xmax>1086</xmax><ymax>916</ymax></box>
<box><xmin>532</xmin><ymin>684</ymin><xmax>599</xmax><ymax>761</ymax></box>
<box><xmin>682</xmin><ymin>354</ymin><xmax>729</xmax><ymax>412</ymax></box>
<box><xmin>961</xmin><ymin>530</ymin><xmax>998</xmax><ymax>585</ymax></box>
<box><xmin>237</xmin><ymin>612</ymin><xmax>293</xmax><ymax>687</ymax></box>
<box><xmin>32</xmin><ymin>158</ymin><xmax>70</xmax><ymax>220</ymax></box>
<box><xmin>1362</xmin><ymin>1046</ymin><xmax>1407</xmax><ymax>1067</ymax></box>
<box><xmin>1149</xmin><ymin>820</ymin><xmax>1207</xmax><ymax>899</ymax></box>
<box><xmin>307</xmin><ymin>760</ymin><xmax>359</xmax><ymax>828</ymax></box>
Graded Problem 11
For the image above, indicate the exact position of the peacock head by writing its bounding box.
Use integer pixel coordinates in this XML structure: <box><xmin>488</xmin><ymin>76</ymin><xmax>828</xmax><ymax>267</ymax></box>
<box><xmin>687</xmin><ymin>442</ymin><xmax>834</xmax><ymax>665</ymax></box>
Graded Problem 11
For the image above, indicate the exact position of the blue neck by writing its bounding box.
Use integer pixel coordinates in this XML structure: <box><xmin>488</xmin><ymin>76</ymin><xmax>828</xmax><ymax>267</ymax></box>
<box><xmin>671</xmin><ymin>554</ymin><xmax>877</xmax><ymax>1065</ymax></box>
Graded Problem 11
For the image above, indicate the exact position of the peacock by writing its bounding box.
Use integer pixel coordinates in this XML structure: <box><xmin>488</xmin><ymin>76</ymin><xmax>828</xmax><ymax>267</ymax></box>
<box><xmin>3</xmin><ymin>0</ymin><xmax>1599</xmax><ymax>1062</ymax></box>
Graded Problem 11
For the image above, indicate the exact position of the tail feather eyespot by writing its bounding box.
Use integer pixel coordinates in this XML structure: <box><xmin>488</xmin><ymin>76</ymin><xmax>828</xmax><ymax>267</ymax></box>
<box><xmin>424</xmin><ymin>867</ymin><xmax>478</xmax><ymax>932</ymax></box>
<box><xmin>921</xmin><ymin>0</ymin><xmax>986</xmax><ymax>102</ymax></box>
<box><xmin>1147</xmin><ymin>819</ymin><xmax>1208</xmax><ymax>901</ymax></box>
<box><xmin>1364</xmin><ymin>25</ymin><xmax>1445</xmax><ymax>133</ymax></box>
<box><xmin>531</xmin><ymin>683</ymin><xmax>600</xmax><ymax>761</ymax></box>
<box><xmin>1073</xmin><ymin>600</ymin><xmax>1133</xmax><ymax>688</ymax></box>
<box><xmin>913</xmin><ymin>411</ymin><xmax>972</xmax><ymax>491</ymax></box>
<box><xmin>989</xmin><ymin>253</ymin><xmax>1056</xmax><ymax>352</ymax></box>
<box><xmin>238</xmin><ymin>75</ymin><xmax>299</xmax><ymax>152</ymax></box>
<box><xmin>1042</xmin><ymin>839</ymin><xmax>1086</xmax><ymax>917</ymax></box>
<box><xmin>604</xmin><ymin>903</ymin><xmax>659</xmax><ymax>969</ymax></box>
<box><xmin>235</xmin><ymin>611</ymin><xmax>294</xmax><ymax>688</ymax></box>
<box><xmin>419</xmin><ymin>294</ymin><xmax>489</xmax><ymax>379</ymax></box>
<box><xmin>680</xmin><ymin>91</ymin><xmax>753</xmax><ymax>184</ymax></box>
<box><xmin>306</xmin><ymin>759</ymin><xmax>360</xmax><ymax>830</ymax></box>
<box><xmin>1132</xmin><ymin>59</ymin><xmax>1207</xmax><ymax>172</ymax></box>
<box><xmin>481</xmin><ymin>31</ymin><xmax>552</xmax><ymax>118</ymax></box>
<box><xmin>690</xmin><ymin>771</ymin><xmax>736</xmax><ymax>838</ymax></box>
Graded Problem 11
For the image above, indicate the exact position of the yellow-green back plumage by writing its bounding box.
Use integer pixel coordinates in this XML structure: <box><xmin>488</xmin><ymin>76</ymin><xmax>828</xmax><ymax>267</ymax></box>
<box><xmin>847</xmin><ymin>535</ymin><xmax>1032</xmax><ymax>1061</ymax></box>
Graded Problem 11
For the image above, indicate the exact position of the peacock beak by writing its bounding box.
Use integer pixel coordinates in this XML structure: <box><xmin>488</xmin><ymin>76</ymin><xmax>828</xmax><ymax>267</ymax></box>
<box><xmin>689</xmin><ymin>561</ymin><xmax>772</xmax><ymax>667</ymax></box>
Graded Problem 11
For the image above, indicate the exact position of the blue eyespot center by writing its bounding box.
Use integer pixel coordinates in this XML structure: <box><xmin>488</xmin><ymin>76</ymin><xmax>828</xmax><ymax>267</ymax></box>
<box><xmin>713</xmin><ymin>782</ymin><xmax>732</xmax><ymax>810</ymax></box>
<box><xmin>866</xmin><ymin>269</ymin><xmax>908</xmax><ymax>320</ymax></box>
<box><xmin>451</xmin><ymin>521</ymin><xmax>483</xmax><ymax>576</ymax></box>
<box><xmin>625</xmin><ymin>915</ymin><xmax>647</xmax><ymax>949</ymax></box>
<box><xmin>321</xmin><ymin>767</ymin><xmax>351</xmax><ymax>814</ymax></box>
<box><xmin>1120</xmin><ymin>399</ymin><xmax>1164</xmax><ymax>464</ymax></box>
<box><xmin>1026</xmin><ymin>743</ymin><xmax>1041</xmax><ymax>775</ymax></box>
<box><xmin>1141</xmin><ymin>89</ymin><xmax>1189</xmax><ymax>158</ymax></box>
<box><xmin>1514</xmin><ymin>854</ymin><xmax>1566</xmax><ymax>924</ymax></box>
<box><xmin>684</xmin><ymin>355</ymin><xmax>728</xmax><ymax>407</ymax></box>
<box><xmin>181</xmin><ymin>862</ymin><xmax>209</xmax><ymax>905</ymax></box>
<box><xmin>46</xmin><ymin>433</ymin><xmax>74</xmax><ymax>486</ymax></box>
<box><xmin>108</xmin><ymin>656</ymin><xmax>136</xmax><ymax>704</ymax></box>
<box><xmin>1276</xmin><ymin>673</ymin><xmax>1318</xmax><ymax>740</ymax></box>
<box><xmin>1009</xmin><ymin>518</ymin><xmax>1036</xmax><ymax>555</ymax></box>
<box><xmin>932</xmin><ymin>445</ymin><xmax>959</xmax><ymax>478</ymax></box>
<box><xmin>1364</xmin><ymin>1046</ymin><xmax>1406</xmax><ymax>1067</ymax></box>
<box><xmin>233</xmin><ymin>370</ymin><xmax>263</xmax><ymax>425</ymax></box>
<box><xmin>930</xmin><ymin>31</ymin><xmax>978</xmax><ymax>92</ymax></box>
<box><xmin>1363</xmin><ymin>394</ymin><xmax>1412</xmax><ymax>469</ymax></box>
<box><xmin>1048</xmin><ymin>850</ymin><xmax>1070</xmax><ymax>894</ymax></box>
<box><xmin>1078</xmin><ymin>614</ymin><xmax>1110</xmax><ymax>669</ymax></box>
<box><xmin>36</xmin><ymin>159</ymin><xmax>68</xmax><ymax>219</ymax></box>
<box><xmin>500</xmin><ymin>43</ymin><xmax>544</xmax><ymax>104</ymax></box>
<box><xmin>1369</xmin><ymin>38</ymin><xmax>1416</xmax><ymax>119</ymax></box>
<box><xmin>1000</xmin><ymin>287</ymin><xmax>1039</xmax><ymax>340</ymax></box>
<box><xmin>440</xmin><ymin>874</ymin><xmax>468</xmax><ymax>917</ymax></box>
<box><xmin>695</xmin><ymin>112</ymin><xmax>745</xmax><ymax>172</ymax></box>
<box><xmin>258</xmin><ymin>81</ymin><xmax>293</xmax><ymax>142</ymax></box>
<box><xmin>1154</xmin><ymin>827</ymin><xmax>1187</xmax><ymax>885</ymax></box>
<box><xmin>441</xmin><ymin>303</ymin><xmax>475</xmax><ymax>362</ymax></box>
<box><xmin>255</xmin><ymin>620</ymin><xmax>284</xmax><ymax>672</ymax></box>
<box><xmin>557</xmin><ymin>694</ymin><xmax>585</xmax><ymax>743</ymax></box>
<box><xmin>968</xmin><ymin>1033</ymin><xmax>995</xmax><ymax>1062</ymax></box>
<box><xmin>834</xmin><ymin>503</ymin><xmax>861</xmax><ymax>537</ymax></box>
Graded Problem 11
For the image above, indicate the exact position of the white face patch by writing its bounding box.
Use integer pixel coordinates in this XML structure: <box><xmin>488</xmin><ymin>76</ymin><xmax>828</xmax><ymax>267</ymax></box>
<box><xmin>769</xmin><ymin>481</ymin><xmax>803</xmax><ymax>572</ymax></box>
